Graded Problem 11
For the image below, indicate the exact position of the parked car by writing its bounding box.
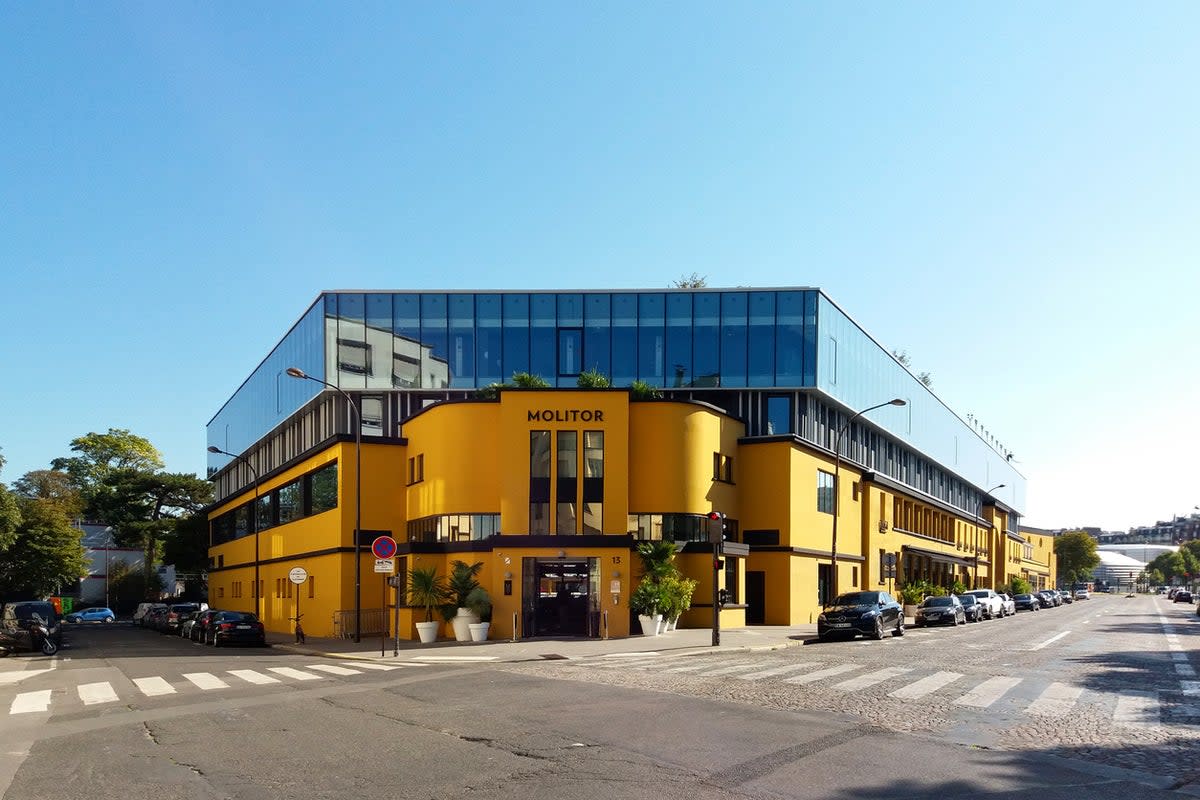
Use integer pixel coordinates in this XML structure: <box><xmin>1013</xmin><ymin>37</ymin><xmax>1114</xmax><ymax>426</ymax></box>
<box><xmin>161</xmin><ymin>603</ymin><xmax>202</xmax><ymax>634</ymax></box>
<box><xmin>997</xmin><ymin>593</ymin><xmax>1017</xmax><ymax>616</ymax></box>
<box><xmin>1074</xmin><ymin>589</ymin><xmax>1090</xmax><ymax>601</ymax></box>
<box><xmin>207</xmin><ymin>611</ymin><xmax>266</xmax><ymax>647</ymax></box>
<box><xmin>1</xmin><ymin>601</ymin><xmax>64</xmax><ymax>651</ymax></box>
<box><xmin>961</xmin><ymin>589</ymin><xmax>1005</xmax><ymax>619</ymax></box>
<box><xmin>65</xmin><ymin>607</ymin><xmax>116</xmax><ymax>623</ymax></box>
<box><xmin>1174</xmin><ymin>591</ymin><xmax>1194</xmax><ymax>604</ymax></box>
<box><xmin>959</xmin><ymin>594</ymin><xmax>985</xmax><ymax>622</ymax></box>
<box><xmin>1059</xmin><ymin>589</ymin><xmax>1074</xmax><ymax>604</ymax></box>
<box><xmin>817</xmin><ymin>591</ymin><xmax>904</xmax><ymax>640</ymax></box>
<box><xmin>913</xmin><ymin>595</ymin><xmax>965</xmax><ymax>627</ymax></box>
<box><xmin>143</xmin><ymin>606</ymin><xmax>169</xmax><ymax>631</ymax></box>
<box><xmin>1013</xmin><ymin>593</ymin><xmax>1040</xmax><ymax>612</ymax></box>
<box><xmin>1035</xmin><ymin>591</ymin><xmax>1056</xmax><ymax>609</ymax></box>
<box><xmin>134</xmin><ymin>602</ymin><xmax>168</xmax><ymax>626</ymax></box>
<box><xmin>177</xmin><ymin>611</ymin><xmax>203</xmax><ymax>639</ymax></box>
<box><xmin>191</xmin><ymin>609</ymin><xmax>222</xmax><ymax>642</ymax></box>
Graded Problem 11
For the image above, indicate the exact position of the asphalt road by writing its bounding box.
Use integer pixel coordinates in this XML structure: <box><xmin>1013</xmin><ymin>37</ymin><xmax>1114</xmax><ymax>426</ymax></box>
<box><xmin>0</xmin><ymin>595</ymin><xmax>1196</xmax><ymax>799</ymax></box>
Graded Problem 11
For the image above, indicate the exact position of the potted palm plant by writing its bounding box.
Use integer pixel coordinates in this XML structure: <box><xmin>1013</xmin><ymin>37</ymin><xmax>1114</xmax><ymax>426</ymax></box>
<box><xmin>631</xmin><ymin>580</ymin><xmax>665</xmax><ymax>636</ymax></box>
<box><xmin>465</xmin><ymin>586</ymin><xmax>492</xmax><ymax>642</ymax></box>
<box><xmin>442</xmin><ymin>560</ymin><xmax>485</xmax><ymax>642</ymax></box>
<box><xmin>633</xmin><ymin>540</ymin><xmax>679</xmax><ymax>635</ymax></box>
<box><xmin>659</xmin><ymin>575</ymin><xmax>697</xmax><ymax>631</ymax></box>
<box><xmin>407</xmin><ymin>566</ymin><xmax>450</xmax><ymax>644</ymax></box>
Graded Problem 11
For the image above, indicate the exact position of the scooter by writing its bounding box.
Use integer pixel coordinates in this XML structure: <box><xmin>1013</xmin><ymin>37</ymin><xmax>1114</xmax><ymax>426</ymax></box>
<box><xmin>0</xmin><ymin>618</ymin><xmax>58</xmax><ymax>657</ymax></box>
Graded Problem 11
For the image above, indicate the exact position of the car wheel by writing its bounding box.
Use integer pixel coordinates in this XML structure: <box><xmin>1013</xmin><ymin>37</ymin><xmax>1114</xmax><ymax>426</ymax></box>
<box><xmin>872</xmin><ymin>617</ymin><xmax>886</xmax><ymax>640</ymax></box>
<box><xmin>893</xmin><ymin>616</ymin><xmax>904</xmax><ymax>637</ymax></box>
<box><xmin>104</xmin><ymin>616</ymin><xmax>114</xmax><ymax>623</ymax></box>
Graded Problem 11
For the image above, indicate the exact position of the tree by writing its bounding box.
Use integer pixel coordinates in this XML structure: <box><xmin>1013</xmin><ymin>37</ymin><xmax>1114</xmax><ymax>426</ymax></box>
<box><xmin>161</xmin><ymin>512</ymin><xmax>211</xmax><ymax>577</ymax></box>
<box><xmin>0</xmin><ymin>450</ymin><xmax>21</xmax><ymax>555</ymax></box>
<box><xmin>892</xmin><ymin>349</ymin><xmax>933</xmax><ymax>388</ymax></box>
<box><xmin>671</xmin><ymin>273</ymin><xmax>708</xmax><ymax>288</ymax></box>
<box><xmin>104</xmin><ymin>471</ymin><xmax>212</xmax><ymax>591</ymax></box>
<box><xmin>52</xmin><ymin>429</ymin><xmax>164</xmax><ymax>520</ymax></box>
<box><xmin>1054</xmin><ymin>531</ymin><xmax>1100</xmax><ymax>586</ymax></box>
<box><xmin>0</xmin><ymin>496</ymin><xmax>88</xmax><ymax>599</ymax></box>
<box><xmin>12</xmin><ymin>469</ymin><xmax>84</xmax><ymax>519</ymax></box>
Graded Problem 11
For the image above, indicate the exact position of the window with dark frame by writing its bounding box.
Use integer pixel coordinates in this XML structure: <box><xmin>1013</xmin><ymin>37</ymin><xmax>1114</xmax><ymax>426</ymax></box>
<box><xmin>817</xmin><ymin>470</ymin><xmax>835</xmax><ymax>514</ymax></box>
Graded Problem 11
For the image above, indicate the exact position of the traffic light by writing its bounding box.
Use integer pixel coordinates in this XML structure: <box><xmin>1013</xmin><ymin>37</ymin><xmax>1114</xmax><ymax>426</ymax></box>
<box><xmin>707</xmin><ymin>511</ymin><xmax>725</xmax><ymax>544</ymax></box>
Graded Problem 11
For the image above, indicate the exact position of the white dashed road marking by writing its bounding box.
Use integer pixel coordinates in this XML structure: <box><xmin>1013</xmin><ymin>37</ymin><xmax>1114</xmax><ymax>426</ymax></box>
<box><xmin>1026</xmin><ymin>682</ymin><xmax>1083</xmax><ymax>716</ymax></box>
<box><xmin>78</xmin><ymin>682</ymin><xmax>119</xmax><ymax>706</ymax></box>
<box><xmin>954</xmin><ymin>676</ymin><xmax>1022</xmax><ymax>708</ymax></box>
<box><xmin>832</xmin><ymin>666</ymin><xmax>914</xmax><ymax>692</ymax></box>
<box><xmin>229</xmin><ymin>669</ymin><xmax>280</xmax><ymax>685</ymax></box>
<box><xmin>304</xmin><ymin>664</ymin><xmax>362</xmax><ymax>676</ymax></box>
<box><xmin>738</xmin><ymin>662</ymin><xmax>824</xmax><ymax>681</ymax></box>
<box><xmin>1113</xmin><ymin>691</ymin><xmax>1160</xmax><ymax>729</ymax></box>
<box><xmin>267</xmin><ymin>667</ymin><xmax>323</xmax><ymax>681</ymax></box>
<box><xmin>10</xmin><ymin>691</ymin><xmax>51</xmax><ymax>715</ymax></box>
<box><xmin>1029</xmin><ymin>631</ymin><xmax>1071</xmax><ymax>651</ymax></box>
<box><xmin>132</xmin><ymin>677</ymin><xmax>176</xmax><ymax>697</ymax></box>
<box><xmin>889</xmin><ymin>671</ymin><xmax>962</xmax><ymax>700</ymax></box>
<box><xmin>184</xmin><ymin>672</ymin><xmax>229</xmax><ymax>690</ymax></box>
<box><xmin>783</xmin><ymin>663</ymin><xmax>860</xmax><ymax>685</ymax></box>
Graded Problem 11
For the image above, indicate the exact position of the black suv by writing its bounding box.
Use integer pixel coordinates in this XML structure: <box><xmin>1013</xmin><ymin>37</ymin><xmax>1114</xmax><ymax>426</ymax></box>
<box><xmin>1</xmin><ymin>601</ymin><xmax>64</xmax><ymax>652</ymax></box>
<box><xmin>817</xmin><ymin>591</ymin><xmax>905</xmax><ymax>640</ymax></box>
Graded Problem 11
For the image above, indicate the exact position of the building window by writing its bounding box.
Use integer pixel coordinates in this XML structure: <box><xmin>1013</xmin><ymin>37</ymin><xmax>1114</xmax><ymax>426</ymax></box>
<box><xmin>766</xmin><ymin>395</ymin><xmax>791</xmax><ymax>435</ymax></box>
<box><xmin>582</xmin><ymin>430</ymin><xmax>604</xmax><ymax>533</ymax></box>
<box><xmin>309</xmin><ymin>462</ymin><xmax>338</xmax><ymax>514</ymax></box>
<box><xmin>278</xmin><ymin>480</ymin><xmax>303</xmax><ymax>525</ymax></box>
<box><xmin>530</xmin><ymin>431</ymin><xmax>550</xmax><ymax>534</ymax></box>
<box><xmin>407</xmin><ymin>454</ymin><xmax>424</xmax><ymax>486</ymax></box>
<box><xmin>724</xmin><ymin>558</ymin><xmax>739</xmax><ymax>604</ymax></box>
<box><xmin>308</xmin><ymin>576</ymin><xmax>315</xmax><ymax>599</ymax></box>
<box><xmin>556</xmin><ymin>431</ymin><xmax>577</xmax><ymax>534</ymax></box>
<box><xmin>817</xmin><ymin>470</ymin><xmax>835</xmax><ymax>514</ymax></box>
<box><xmin>337</xmin><ymin>338</ymin><xmax>371</xmax><ymax>375</ymax></box>
<box><xmin>406</xmin><ymin>514</ymin><xmax>501</xmax><ymax>543</ymax></box>
<box><xmin>713</xmin><ymin>453</ymin><xmax>734</xmax><ymax>483</ymax></box>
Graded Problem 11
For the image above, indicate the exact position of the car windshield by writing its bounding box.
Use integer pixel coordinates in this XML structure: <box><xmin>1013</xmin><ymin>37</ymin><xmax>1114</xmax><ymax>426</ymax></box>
<box><xmin>1015</xmin><ymin>594</ymin><xmax>1031</xmax><ymax>600</ymax></box>
<box><xmin>922</xmin><ymin>597</ymin><xmax>953</xmax><ymax>607</ymax></box>
<box><xmin>171</xmin><ymin>604</ymin><xmax>199</xmax><ymax>612</ymax></box>
<box><xmin>961</xmin><ymin>596</ymin><xmax>978</xmax><ymax>605</ymax></box>
<box><xmin>218</xmin><ymin>612</ymin><xmax>258</xmax><ymax>622</ymax></box>
<box><xmin>13</xmin><ymin>604</ymin><xmax>55</xmax><ymax>622</ymax></box>
<box><xmin>832</xmin><ymin>592</ymin><xmax>881</xmax><ymax>606</ymax></box>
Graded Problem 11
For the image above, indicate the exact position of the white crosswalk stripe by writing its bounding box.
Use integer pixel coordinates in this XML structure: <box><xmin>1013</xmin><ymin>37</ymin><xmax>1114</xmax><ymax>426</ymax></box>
<box><xmin>954</xmin><ymin>676</ymin><xmax>1022</xmax><ymax>708</ymax></box>
<box><xmin>832</xmin><ymin>667</ymin><xmax>914</xmax><ymax>692</ymax></box>
<box><xmin>11</xmin><ymin>690</ymin><xmax>51</xmax><ymax>715</ymax></box>
<box><xmin>782</xmin><ymin>663</ymin><xmax>860</xmax><ymax>685</ymax></box>
<box><xmin>304</xmin><ymin>664</ymin><xmax>363</xmax><ymax>676</ymax></box>
<box><xmin>1026</xmin><ymin>682</ymin><xmax>1083</xmax><ymax>716</ymax></box>
<box><xmin>228</xmin><ymin>669</ymin><xmax>280</xmax><ymax>685</ymax></box>
<box><xmin>184</xmin><ymin>672</ymin><xmax>229</xmax><ymax>690</ymax></box>
<box><xmin>695</xmin><ymin>663</ymin><xmax>760</xmax><ymax>677</ymax></box>
<box><xmin>133</xmin><ymin>677</ymin><xmax>176</xmax><ymax>697</ymax></box>
<box><xmin>738</xmin><ymin>662</ymin><xmax>824</xmax><ymax>681</ymax></box>
<box><xmin>78</xmin><ymin>682</ymin><xmax>119</xmax><ymax>705</ymax></box>
<box><xmin>348</xmin><ymin>663</ymin><xmax>405</xmax><ymax>671</ymax></box>
<box><xmin>1175</xmin><ymin>663</ymin><xmax>1196</xmax><ymax>677</ymax></box>
<box><xmin>1181</xmin><ymin>681</ymin><xmax>1200</xmax><ymax>697</ymax></box>
<box><xmin>1113</xmin><ymin>691</ymin><xmax>1160</xmax><ymax>728</ymax></box>
<box><xmin>267</xmin><ymin>667</ymin><xmax>324</xmax><ymax>681</ymax></box>
<box><xmin>658</xmin><ymin>662</ymin><xmax>712</xmax><ymax>674</ymax></box>
<box><xmin>889</xmin><ymin>671</ymin><xmax>962</xmax><ymax>700</ymax></box>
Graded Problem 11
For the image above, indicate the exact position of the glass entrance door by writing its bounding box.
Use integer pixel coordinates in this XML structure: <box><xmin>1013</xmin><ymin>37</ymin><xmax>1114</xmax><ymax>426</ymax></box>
<box><xmin>523</xmin><ymin>560</ymin><xmax>593</xmax><ymax>637</ymax></box>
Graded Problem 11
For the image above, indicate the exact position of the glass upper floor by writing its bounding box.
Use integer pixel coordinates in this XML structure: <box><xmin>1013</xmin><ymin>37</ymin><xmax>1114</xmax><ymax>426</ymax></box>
<box><xmin>207</xmin><ymin>288</ymin><xmax>1025</xmax><ymax>514</ymax></box>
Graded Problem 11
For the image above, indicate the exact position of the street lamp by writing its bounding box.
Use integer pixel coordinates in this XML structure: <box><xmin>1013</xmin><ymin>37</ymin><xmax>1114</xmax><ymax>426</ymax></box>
<box><xmin>974</xmin><ymin>483</ymin><xmax>1006</xmax><ymax>589</ymax></box>
<box><xmin>286</xmin><ymin>366</ymin><xmax>363</xmax><ymax>643</ymax></box>
<box><xmin>830</xmin><ymin>398</ymin><xmax>906</xmax><ymax>602</ymax></box>
<box><xmin>208</xmin><ymin>445</ymin><xmax>261</xmax><ymax>619</ymax></box>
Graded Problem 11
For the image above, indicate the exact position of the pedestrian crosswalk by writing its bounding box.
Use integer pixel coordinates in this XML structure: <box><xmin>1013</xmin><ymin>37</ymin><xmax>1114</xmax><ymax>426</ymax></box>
<box><xmin>589</xmin><ymin>652</ymin><xmax>1196</xmax><ymax>729</ymax></box>
<box><xmin>6</xmin><ymin>661</ymin><xmax>426</xmax><ymax>716</ymax></box>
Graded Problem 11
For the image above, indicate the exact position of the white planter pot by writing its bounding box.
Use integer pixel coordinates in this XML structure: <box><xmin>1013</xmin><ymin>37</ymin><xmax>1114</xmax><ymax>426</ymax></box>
<box><xmin>415</xmin><ymin>621</ymin><xmax>440</xmax><ymax>644</ymax></box>
<box><xmin>903</xmin><ymin>604</ymin><xmax>919</xmax><ymax>620</ymax></box>
<box><xmin>664</xmin><ymin>616</ymin><xmax>679</xmax><ymax>632</ymax></box>
<box><xmin>468</xmin><ymin>622</ymin><xmax>490</xmax><ymax>642</ymax></box>
<box><xmin>638</xmin><ymin>614</ymin><xmax>663</xmax><ymax>636</ymax></box>
<box><xmin>452</xmin><ymin>609</ymin><xmax>480</xmax><ymax>642</ymax></box>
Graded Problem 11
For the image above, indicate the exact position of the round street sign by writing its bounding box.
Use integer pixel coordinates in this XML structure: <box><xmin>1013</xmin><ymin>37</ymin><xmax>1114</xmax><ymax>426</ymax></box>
<box><xmin>288</xmin><ymin>567</ymin><xmax>309</xmax><ymax>585</ymax></box>
<box><xmin>371</xmin><ymin>535</ymin><xmax>398</xmax><ymax>560</ymax></box>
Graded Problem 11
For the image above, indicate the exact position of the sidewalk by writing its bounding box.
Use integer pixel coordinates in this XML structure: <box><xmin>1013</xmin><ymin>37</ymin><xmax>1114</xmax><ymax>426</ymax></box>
<box><xmin>266</xmin><ymin>624</ymin><xmax>817</xmax><ymax>663</ymax></box>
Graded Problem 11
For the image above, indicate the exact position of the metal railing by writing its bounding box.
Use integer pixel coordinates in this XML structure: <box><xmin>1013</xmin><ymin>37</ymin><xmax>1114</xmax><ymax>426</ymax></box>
<box><xmin>333</xmin><ymin>608</ymin><xmax>388</xmax><ymax>639</ymax></box>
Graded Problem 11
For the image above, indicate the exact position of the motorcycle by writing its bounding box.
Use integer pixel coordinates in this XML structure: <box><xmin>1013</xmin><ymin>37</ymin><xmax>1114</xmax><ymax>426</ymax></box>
<box><xmin>0</xmin><ymin>617</ymin><xmax>58</xmax><ymax>657</ymax></box>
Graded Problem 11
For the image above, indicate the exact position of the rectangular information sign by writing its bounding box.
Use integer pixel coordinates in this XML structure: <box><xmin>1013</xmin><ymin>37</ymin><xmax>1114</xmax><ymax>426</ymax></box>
<box><xmin>374</xmin><ymin>558</ymin><xmax>395</xmax><ymax>573</ymax></box>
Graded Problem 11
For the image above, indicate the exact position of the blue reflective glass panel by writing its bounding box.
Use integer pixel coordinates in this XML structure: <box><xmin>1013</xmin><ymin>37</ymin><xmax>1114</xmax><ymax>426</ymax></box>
<box><xmin>693</xmin><ymin>293</ymin><xmax>720</xmax><ymax>387</ymax></box>
<box><xmin>557</xmin><ymin>293</ymin><xmax>582</xmax><ymax>327</ymax></box>
<box><xmin>611</xmin><ymin>294</ymin><xmax>637</xmax><ymax>386</ymax></box>
<box><xmin>337</xmin><ymin>293</ymin><xmax>367</xmax><ymax>390</ymax></box>
<box><xmin>748</xmin><ymin>291</ymin><xmax>775</xmax><ymax>387</ymax></box>
<box><xmin>530</xmin><ymin>295</ymin><xmax>556</xmax><ymax>381</ymax></box>
<box><xmin>421</xmin><ymin>294</ymin><xmax>449</xmax><ymax>389</ymax></box>
<box><xmin>365</xmin><ymin>294</ymin><xmax>394</xmax><ymax>390</ymax></box>
<box><xmin>502</xmin><ymin>294</ymin><xmax>529</xmax><ymax>378</ymax></box>
<box><xmin>559</xmin><ymin>329</ymin><xmax>581</xmax><ymax>376</ymax></box>
<box><xmin>638</xmin><ymin>293</ymin><xmax>664</xmax><ymax>384</ymax></box>
<box><xmin>720</xmin><ymin>292</ymin><xmax>747</xmax><ymax>387</ymax></box>
<box><xmin>392</xmin><ymin>295</ymin><xmax>421</xmax><ymax>388</ymax></box>
<box><xmin>802</xmin><ymin>291</ymin><xmax>818</xmax><ymax>386</ymax></box>
<box><xmin>476</xmin><ymin>294</ymin><xmax>502</xmax><ymax>386</ymax></box>
<box><xmin>766</xmin><ymin>395</ymin><xmax>792</xmax><ymax>435</ymax></box>
<box><xmin>665</xmin><ymin>293</ymin><xmax>692</xmax><ymax>389</ymax></box>
<box><xmin>448</xmin><ymin>294</ymin><xmax>475</xmax><ymax>388</ymax></box>
<box><xmin>583</xmin><ymin>294</ymin><xmax>611</xmax><ymax>380</ymax></box>
<box><xmin>775</xmin><ymin>291</ymin><xmax>805</xmax><ymax>387</ymax></box>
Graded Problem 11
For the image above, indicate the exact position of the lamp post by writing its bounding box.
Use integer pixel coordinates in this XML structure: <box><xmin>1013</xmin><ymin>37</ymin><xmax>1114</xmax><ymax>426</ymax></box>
<box><xmin>208</xmin><ymin>445</ymin><xmax>261</xmax><ymax>619</ymax></box>
<box><xmin>830</xmin><ymin>398</ymin><xmax>906</xmax><ymax>602</ymax></box>
<box><xmin>287</xmin><ymin>366</ymin><xmax>363</xmax><ymax>643</ymax></box>
<box><xmin>974</xmin><ymin>483</ymin><xmax>1006</xmax><ymax>589</ymax></box>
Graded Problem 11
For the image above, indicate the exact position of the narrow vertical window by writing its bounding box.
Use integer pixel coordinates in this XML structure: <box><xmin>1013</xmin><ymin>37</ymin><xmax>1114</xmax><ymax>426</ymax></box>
<box><xmin>556</xmin><ymin>431</ymin><xmax>578</xmax><ymax>534</ymax></box>
<box><xmin>582</xmin><ymin>431</ymin><xmax>604</xmax><ymax>533</ymax></box>
<box><xmin>817</xmin><ymin>470</ymin><xmax>835</xmax><ymax>514</ymax></box>
<box><xmin>530</xmin><ymin>431</ymin><xmax>551</xmax><ymax>534</ymax></box>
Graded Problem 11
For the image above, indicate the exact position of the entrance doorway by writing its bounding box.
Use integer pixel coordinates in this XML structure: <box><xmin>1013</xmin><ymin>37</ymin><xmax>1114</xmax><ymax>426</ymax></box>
<box><xmin>521</xmin><ymin>559</ymin><xmax>600</xmax><ymax>637</ymax></box>
<box><xmin>746</xmin><ymin>571</ymin><xmax>765</xmax><ymax>624</ymax></box>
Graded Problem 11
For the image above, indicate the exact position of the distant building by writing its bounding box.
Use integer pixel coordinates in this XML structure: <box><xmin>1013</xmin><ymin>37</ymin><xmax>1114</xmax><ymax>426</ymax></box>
<box><xmin>74</xmin><ymin>523</ymin><xmax>143</xmax><ymax>605</ymax></box>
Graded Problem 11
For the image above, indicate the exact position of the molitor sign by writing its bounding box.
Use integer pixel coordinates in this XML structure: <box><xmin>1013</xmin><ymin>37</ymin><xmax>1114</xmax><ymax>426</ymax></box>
<box><xmin>527</xmin><ymin>409</ymin><xmax>605</xmax><ymax>422</ymax></box>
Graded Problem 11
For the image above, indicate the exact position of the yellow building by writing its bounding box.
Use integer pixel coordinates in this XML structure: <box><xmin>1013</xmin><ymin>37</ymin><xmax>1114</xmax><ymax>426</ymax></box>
<box><xmin>206</xmin><ymin>289</ymin><xmax>1028</xmax><ymax>639</ymax></box>
<box><xmin>1017</xmin><ymin>526</ymin><xmax>1057</xmax><ymax>590</ymax></box>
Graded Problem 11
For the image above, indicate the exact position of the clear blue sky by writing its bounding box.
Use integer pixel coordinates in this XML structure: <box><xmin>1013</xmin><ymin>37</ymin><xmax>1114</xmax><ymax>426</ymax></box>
<box><xmin>2</xmin><ymin>4</ymin><xmax>1197</xmax><ymax>531</ymax></box>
